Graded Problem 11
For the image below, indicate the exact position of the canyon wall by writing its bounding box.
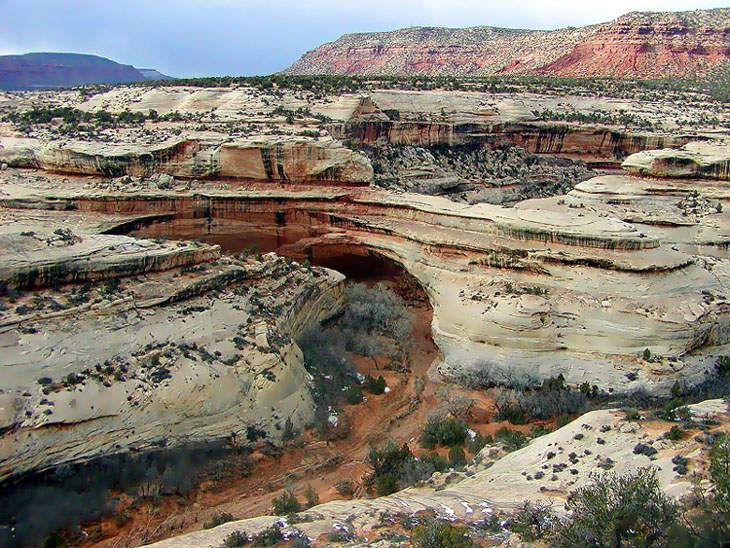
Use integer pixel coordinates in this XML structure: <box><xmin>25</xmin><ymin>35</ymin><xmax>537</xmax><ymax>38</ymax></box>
<box><xmin>0</xmin><ymin>136</ymin><xmax>374</xmax><ymax>184</ymax></box>
<box><xmin>286</xmin><ymin>9</ymin><xmax>730</xmax><ymax>78</ymax></box>
<box><xmin>0</xmin><ymin>254</ymin><xmax>345</xmax><ymax>482</ymax></box>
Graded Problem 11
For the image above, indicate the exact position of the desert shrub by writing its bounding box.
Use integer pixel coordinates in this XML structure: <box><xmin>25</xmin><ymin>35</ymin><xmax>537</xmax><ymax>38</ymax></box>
<box><xmin>339</xmin><ymin>283</ymin><xmax>413</xmax><ymax>364</ymax></box>
<box><xmin>551</xmin><ymin>468</ymin><xmax>677</xmax><ymax>548</ymax></box>
<box><xmin>672</xmin><ymin>455</ymin><xmax>688</xmax><ymax>476</ymax></box>
<box><xmin>510</xmin><ymin>500</ymin><xmax>557</xmax><ymax>541</ymax></box>
<box><xmin>665</xmin><ymin>425</ymin><xmax>684</xmax><ymax>442</ymax></box>
<box><xmin>271</xmin><ymin>490</ymin><xmax>299</xmax><ymax>515</ymax></box>
<box><xmin>328</xmin><ymin>528</ymin><xmax>354</xmax><ymax>543</ymax></box>
<box><xmin>494</xmin><ymin>427</ymin><xmax>527</xmax><ymax>452</ymax></box>
<box><xmin>296</xmin><ymin>326</ymin><xmax>357</xmax><ymax>408</ymax></box>
<box><xmin>290</xmin><ymin>535</ymin><xmax>310</xmax><ymax>548</ymax></box>
<box><xmin>710</xmin><ymin>434</ymin><xmax>730</xmax><ymax>510</ymax></box>
<box><xmin>419</xmin><ymin>416</ymin><xmax>469</xmax><ymax>449</ymax></box>
<box><xmin>467</xmin><ymin>432</ymin><xmax>491</xmax><ymax>454</ymax></box>
<box><xmin>398</xmin><ymin>458</ymin><xmax>439</xmax><ymax>486</ymax></box>
<box><xmin>448</xmin><ymin>446</ymin><xmax>466</xmax><ymax>467</ymax></box>
<box><xmin>335</xmin><ymin>479</ymin><xmax>354</xmax><ymax>496</ymax></box>
<box><xmin>303</xmin><ymin>485</ymin><xmax>319</xmax><ymax>508</ymax></box>
<box><xmin>633</xmin><ymin>443</ymin><xmax>658</xmax><ymax>457</ymax></box>
<box><xmin>411</xmin><ymin>518</ymin><xmax>475</xmax><ymax>548</ymax></box>
<box><xmin>664</xmin><ymin>436</ymin><xmax>730</xmax><ymax>544</ymax></box>
<box><xmin>252</xmin><ymin>525</ymin><xmax>283</xmax><ymax>547</ymax></box>
<box><xmin>205</xmin><ymin>511</ymin><xmax>234</xmax><ymax>529</ymax></box>
<box><xmin>496</xmin><ymin>400</ymin><xmax>527</xmax><ymax>425</ymax></box>
<box><xmin>366</xmin><ymin>442</ymin><xmax>416</xmax><ymax>496</ymax></box>
<box><xmin>421</xmin><ymin>452</ymin><xmax>450</xmax><ymax>472</ymax></box>
<box><xmin>221</xmin><ymin>531</ymin><xmax>250</xmax><ymax>547</ymax></box>
<box><xmin>344</xmin><ymin>384</ymin><xmax>364</xmax><ymax>404</ymax></box>
<box><xmin>363</xmin><ymin>374</ymin><xmax>387</xmax><ymax>395</ymax></box>
<box><xmin>494</xmin><ymin>376</ymin><xmax>588</xmax><ymax>424</ymax></box>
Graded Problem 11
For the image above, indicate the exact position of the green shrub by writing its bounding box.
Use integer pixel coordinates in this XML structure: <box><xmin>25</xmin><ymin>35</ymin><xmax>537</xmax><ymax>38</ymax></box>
<box><xmin>552</xmin><ymin>468</ymin><xmax>677</xmax><ymax>548</ymax></box>
<box><xmin>221</xmin><ymin>531</ymin><xmax>250</xmax><ymax>547</ymax></box>
<box><xmin>411</xmin><ymin>519</ymin><xmax>475</xmax><ymax>548</ymax></box>
<box><xmin>205</xmin><ymin>511</ymin><xmax>234</xmax><ymax>529</ymax></box>
<box><xmin>419</xmin><ymin>416</ymin><xmax>469</xmax><ymax>449</ymax></box>
<box><xmin>367</xmin><ymin>442</ymin><xmax>415</xmax><ymax>495</ymax></box>
<box><xmin>496</xmin><ymin>402</ymin><xmax>527</xmax><ymax>425</ymax></box>
<box><xmin>303</xmin><ymin>484</ymin><xmax>319</xmax><ymax>508</ymax></box>
<box><xmin>345</xmin><ymin>384</ymin><xmax>364</xmax><ymax>404</ymax></box>
<box><xmin>271</xmin><ymin>490</ymin><xmax>299</xmax><ymax>515</ymax></box>
<box><xmin>252</xmin><ymin>525</ymin><xmax>283</xmax><ymax>547</ymax></box>
<box><xmin>282</xmin><ymin>417</ymin><xmax>296</xmax><ymax>441</ymax></box>
<box><xmin>102</xmin><ymin>277</ymin><xmax>120</xmax><ymax>294</ymax></box>
<box><xmin>363</xmin><ymin>375</ymin><xmax>386</xmax><ymax>395</ymax></box>
<box><xmin>510</xmin><ymin>500</ymin><xmax>556</xmax><ymax>541</ymax></box>
<box><xmin>665</xmin><ymin>425</ymin><xmax>684</xmax><ymax>442</ymax></box>
<box><xmin>448</xmin><ymin>446</ymin><xmax>466</xmax><ymax>467</ymax></box>
<box><xmin>494</xmin><ymin>427</ymin><xmax>527</xmax><ymax>452</ymax></box>
<box><xmin>623</xmin><ymin>408</ymin><xmax>640</xmax><ymax>421</ymax></box>
<box><xmin>467</xmin><ymin>432</ymin><xmax>491</xmax><ymax>454</ymax></box>
<box><xmin>716</xmin><ymin>356</ymin><xmax>730</xmax><ymax>376</ymax></box>
<box><xmin>421</xmin><ymin>452</ymin><xmax>450</xmax><ymax>473</ymax></box>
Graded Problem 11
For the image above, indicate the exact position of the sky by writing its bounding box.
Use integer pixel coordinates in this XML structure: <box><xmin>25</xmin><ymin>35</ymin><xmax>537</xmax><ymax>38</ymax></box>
<box><xmin>1</xmin><ymin>0</ymin><xmax>728</xmax><ymax>77</ymax></box>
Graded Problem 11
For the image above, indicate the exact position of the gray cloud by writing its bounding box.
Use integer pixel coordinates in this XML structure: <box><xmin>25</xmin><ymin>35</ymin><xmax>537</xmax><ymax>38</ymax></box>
<box><xmin>0</xmin><ymin>0</ymin><xmax>727</xmax><ymax>77</ymax></box>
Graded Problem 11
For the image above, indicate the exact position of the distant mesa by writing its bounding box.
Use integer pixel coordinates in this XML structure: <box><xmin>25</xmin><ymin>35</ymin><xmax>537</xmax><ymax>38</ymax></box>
<box><xmin>0</xmin><ymin>52</ymin><xmax>172</xmax><ymax>90</ymax></box>
<box><xmin>284</xmin><ymin>8</ymin><xmax>730</xmax><ymax>79</ymax></box>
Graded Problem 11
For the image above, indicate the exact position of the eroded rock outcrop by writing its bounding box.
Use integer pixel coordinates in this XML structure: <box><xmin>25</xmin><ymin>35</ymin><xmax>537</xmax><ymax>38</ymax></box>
<box><xmin>3</xmin><ymin>171</ymin><xmax>729</xmax><ymax>396</ymax></box>
<box><xmin>0</xmin><ymin>241</ymin><xmax>345</xmax><ymax>482</ymax></box>
<box><xmin>0</xmin><ymin>135</ymin><xmax>373</xmax><ymax>184</ymax></box>
<box><xmin>623</xmin><ymin>140</ymin><xmax>730</xmax><ymax>180</ymax></box>
<box><xmin>0</xmin><ymin>230</ymin><xmax>219</xmax><ymax>289</ymax></box>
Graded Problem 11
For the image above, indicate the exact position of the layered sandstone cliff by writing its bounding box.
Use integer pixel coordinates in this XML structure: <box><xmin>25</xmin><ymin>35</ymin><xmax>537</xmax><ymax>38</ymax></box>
<box><xmin>623</xmin><ymin>140</ymin><xmax>730</xmax><ymax>180</ymax></box>
<box><xmin>0</xmin><ymin>247</ymin><xmax>345</xmax><ymax>482</ymax></box>
<box><xmin>285</xmin><ymin>9</ymin><xmax>730</xmax><ymax>78</ymax></box>
<box><xmin>0</xmin><ymin>135</ymin><xmax>373</xmax><ymax>184</ymax></box>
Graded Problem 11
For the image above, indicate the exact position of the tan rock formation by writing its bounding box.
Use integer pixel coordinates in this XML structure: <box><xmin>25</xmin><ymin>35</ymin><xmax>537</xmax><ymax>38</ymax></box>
<box><xmin>623</xmin><ymin>140</ymin><xmax>730</xmax><ymax>180</ymax></box>
<box><xmin>0</xmin><ymin>135</ymin><xmax>373</xmax><ymax>184</ymax></box>
<box><xmin>0</xmin><ymin>236</ymin><xmax>345</xmax><ymax>482</ymax></box>
<box><xmin>2</xmin><ymin>171</ymin><xmax>729</xmax><ymax>396</ymax></box>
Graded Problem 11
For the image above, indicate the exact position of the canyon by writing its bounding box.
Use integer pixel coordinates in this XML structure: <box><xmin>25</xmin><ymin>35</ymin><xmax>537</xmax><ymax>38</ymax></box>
<box><xmin>1</xmin><ymin>75</ymin><xmax>730</xmax><ymax>547</ymax></box>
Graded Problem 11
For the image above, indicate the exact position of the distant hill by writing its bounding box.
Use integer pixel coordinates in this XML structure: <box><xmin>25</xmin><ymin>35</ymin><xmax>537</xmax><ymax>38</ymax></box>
<box><xmin>284</xmin><ymin>8</ymin><xmax>730</xmax><ymax>79</ymax></box>
<box><xmin>0</xmin><ymin>52</ymin><xmax>172</xmax><ymax>90</ymax></box>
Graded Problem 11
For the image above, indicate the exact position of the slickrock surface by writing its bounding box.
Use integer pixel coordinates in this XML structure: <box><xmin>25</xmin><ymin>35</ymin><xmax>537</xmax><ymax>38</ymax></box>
<box><xmin>0</xmin><ymin>229</ymin><xmax>345</xmax><ymax>481</ymax></box>
<box><xmin>623</xmin><ymin>140</ymin><xmax>730</xmax><ymax>180</ymax></box>
<box><xmin>286</xmin><ymin>9</ymin><xmax>730</xmax><ymax>78</ymax></box>
<box><xmin>0</xmin><ymin>135</ymin><xmax>373</xmax><ymax>183</ymax></box>
<box><xmin>145</xmin><ymin>399</ymin><xmax>729</xmax><ymax>548</ymax></box>
<box><xmin>2</xmin><ymin>80</ymin><xmax>730</xmax><ymax>486</ymax></box>
<box><xmin>2</xmin><ymin>170</ymin><xmax>729</xmax><ymax>396</ymax></box>
<box><xmin>2</xmin><ymin>85</ymin><xmax>722</xmax><ymax>204</ymax></box>
<box><xmin>0</xmin><ymin>230</ymin><xmax>219</xmax><ymax>289</ymax></box>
